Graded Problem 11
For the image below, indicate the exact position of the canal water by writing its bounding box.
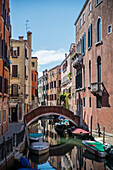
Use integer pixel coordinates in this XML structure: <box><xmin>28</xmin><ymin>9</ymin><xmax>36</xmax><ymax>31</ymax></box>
<box><xmin>10</xmin><ymin>119</ymin><xmax>113</xmax><ymax>170</ymax></box>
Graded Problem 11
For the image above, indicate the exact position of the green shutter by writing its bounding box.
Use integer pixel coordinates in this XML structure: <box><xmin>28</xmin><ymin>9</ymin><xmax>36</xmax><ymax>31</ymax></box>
<box><xmin>90</xmin><ymin>24</ymin><xmax>92</xmax><ymax>47</ymax></box>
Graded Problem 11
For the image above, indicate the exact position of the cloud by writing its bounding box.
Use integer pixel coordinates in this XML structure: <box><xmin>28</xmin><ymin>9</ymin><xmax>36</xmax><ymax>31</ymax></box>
<box><xmin>33</xmin><ymin>48</ymin><xmax>68</xmax><ymax>78</ymax></box>
<box><xmin>33</xmin><ymin>49</ymin><xmax>66</xmax><ymax>65</ymax></box>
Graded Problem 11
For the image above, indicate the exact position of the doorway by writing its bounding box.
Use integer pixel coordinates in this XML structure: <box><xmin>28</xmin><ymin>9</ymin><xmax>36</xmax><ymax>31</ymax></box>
<box><xmin>11</xmin><ymin>107</ymin><xmax>17</xmax><ymax>122</ymax></box>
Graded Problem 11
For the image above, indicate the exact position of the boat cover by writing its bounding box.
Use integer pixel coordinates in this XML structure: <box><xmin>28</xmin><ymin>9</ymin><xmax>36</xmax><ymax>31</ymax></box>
<box><xmin>29</xmin><ymin>133</ymin><xmax>42</xmax><ymax>138</ymax></box>
<box><xmin>72</xmin><ymin>128</ymin><xmax>90</xmax><ymax>135</ymax></box>
<box><xmin>86</xmin><ymin>141</ymin><xmax>105</xmax><ymax>152</ymax></box>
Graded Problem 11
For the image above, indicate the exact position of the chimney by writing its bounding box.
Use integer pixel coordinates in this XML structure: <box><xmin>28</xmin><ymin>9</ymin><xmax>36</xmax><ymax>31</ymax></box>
<box><xmin>43</xmin><ymin>71</ymin><xmax>44</xmax><ymax>76</ymax></box>
<box><xmin>27</xmin><ymin>31</ymin><xmax>32</xmax><ymax>48</ymax></box>
<box><xmin>65</xmin><ymin>53</ymin><xmax>67</xmax><ymax>58</ymax></box>
<box><xmin>19</xmin><ymin>36</ymin><xmax>24</xmax><ymax>41</ymax></box>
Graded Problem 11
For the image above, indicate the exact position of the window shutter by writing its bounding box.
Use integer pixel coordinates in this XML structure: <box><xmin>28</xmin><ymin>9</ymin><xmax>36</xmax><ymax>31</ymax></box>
<box><xmin>17</xmin><ymin>47</ymin><xmax>20</xmax><ymax>56</ymax></box>
<box><xmin>12</xmin><ymin>65</ymin><xmax>18</xmax><ymax>77</ymax></box>
<box><xmin>99</xmin><ymin>19</ymin><xmax>101</xmax><ymax>41</ymax></box>
<box><xmin>87</xmin><ymin>28</ymin><xmax>89</xmax><ymax>49</ymax></box>
<box><xmin>10</xmin><ymin>47</ymin><xmax>13</xmax><ymax>56</ymax></box>
<box><xmin>81</xmin><ymin>38</ymin><xmax>82</xmax><ymax>54</ymax></box>
<box><xmin>84</xmin><ymin>32</ymin><xmax>86</xmax><ymax>53</ymax></box>
<box><xmin>0</xmin><ymin>36</ymin><xmax>2</xmax><ymax>58</ymax></box>
<box><xmin>90</xmin><ymin>24</ymin><xmax>92</xmax><ymax>47</ymax></box>
<box><xmin>0</xmin><ymin>76</ymin><xmax>2</xmax><ymax>92</ymax></box>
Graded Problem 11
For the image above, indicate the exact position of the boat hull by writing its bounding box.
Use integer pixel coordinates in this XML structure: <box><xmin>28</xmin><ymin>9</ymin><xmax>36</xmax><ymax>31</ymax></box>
<box><xmin>82</xmin><ymin>140</ymin><xmax>107</xmax><ymax>158</ymax></box>
<box><xmin>29</xmin><ymin>146</ymin><xmax>49</xmax><ymax>155</ymax></box>
<box><xmin>29</xmin><ymin>141</ymin><xmax>49</xmax><ymax>155</ymax></box>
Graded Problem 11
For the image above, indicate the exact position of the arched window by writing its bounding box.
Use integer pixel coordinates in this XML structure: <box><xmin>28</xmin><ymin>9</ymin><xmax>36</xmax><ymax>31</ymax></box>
<box><xmin>97</xmin><ymin>56</ymin><xmax>101</xmax><ymax>82</ymax></box>
<box><xmin>97</xmin><ymin>18</ymin><xmax>101</xmax><ymax>42</ymax></box>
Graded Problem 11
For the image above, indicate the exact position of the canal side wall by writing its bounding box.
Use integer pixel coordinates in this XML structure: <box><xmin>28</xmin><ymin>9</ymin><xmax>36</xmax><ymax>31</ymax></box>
<box><xmin>0</xmin><ymin>129</ymin><xmax>26</xmax><ymax>170</ymax></box>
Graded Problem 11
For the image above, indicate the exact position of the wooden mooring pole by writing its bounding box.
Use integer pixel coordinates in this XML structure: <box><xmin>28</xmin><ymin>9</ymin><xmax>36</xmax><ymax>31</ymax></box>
<box><xmin>103</xmin><ymin>127</ymin><xmax>105</xmax><ymax>144</ymax></box>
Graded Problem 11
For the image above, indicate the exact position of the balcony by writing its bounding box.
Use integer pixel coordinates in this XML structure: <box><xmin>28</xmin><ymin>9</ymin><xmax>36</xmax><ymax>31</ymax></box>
<box><xmin>72</xmin><ymin>53</ymin><xmax>83</xmax><ymax>69</ymax></box>
<box><xmin>91</xmin><ymin>82</ymin><xmax>103</xmax><ymax>96</ymax></box>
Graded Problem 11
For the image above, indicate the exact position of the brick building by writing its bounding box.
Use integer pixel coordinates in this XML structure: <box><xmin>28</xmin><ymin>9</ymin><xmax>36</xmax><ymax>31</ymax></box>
<box><xmin>48</xmin><ymin>65</ymin><xmax>61</xmax><ymax>106</ymax></box>
<box><xmin>9</xmin><ymin>32</ymin><xmax>32</xmax><ymax>122</ymax></box>
<box><xmin>31</xmin><ymin>57</ymin><xmax>38</xmax><ymax>108</ymax></box>
<box><xmin>73</xmin><ymin>0</ymin><xmax>113</xmax><ymax>133</ymax></box>
<box><xmin>0</xmin><ymin>0</ymin><xmax>11</xmax><ymax>135</ymax></box>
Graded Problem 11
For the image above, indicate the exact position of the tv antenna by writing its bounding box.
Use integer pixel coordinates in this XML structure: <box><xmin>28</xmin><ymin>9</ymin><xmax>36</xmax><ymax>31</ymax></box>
<box><xmin>26</xmin><ymin>20</ymin><xmax>30</xmax><ymax>33</ymax></box>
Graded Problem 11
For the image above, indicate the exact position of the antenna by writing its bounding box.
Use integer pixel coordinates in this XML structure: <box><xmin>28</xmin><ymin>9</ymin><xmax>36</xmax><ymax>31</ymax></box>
<box><xmin>26</xmin><ymin>20</ymin><xmax>30</xmax><ymax>33</ymax></box>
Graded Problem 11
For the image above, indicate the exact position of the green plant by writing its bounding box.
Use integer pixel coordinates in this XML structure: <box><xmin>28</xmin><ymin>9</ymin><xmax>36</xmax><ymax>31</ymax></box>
<box><xmin>67</xmin><ymin>72</ymin><xmax>72</xmax><ymax>80</ymax></box>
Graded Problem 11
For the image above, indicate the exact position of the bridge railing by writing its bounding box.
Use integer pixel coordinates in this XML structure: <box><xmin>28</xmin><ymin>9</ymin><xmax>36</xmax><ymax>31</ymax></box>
<box><xmin>0</xmin><ymin>128</ymin><xmax>25</xmax><ymax>162</ymax></box>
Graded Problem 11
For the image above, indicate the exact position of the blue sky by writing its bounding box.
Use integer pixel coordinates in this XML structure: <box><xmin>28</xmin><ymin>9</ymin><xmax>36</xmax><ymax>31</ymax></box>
<box><xmin>9</xmin><ymin>0</ymin><xmax>86</xmax><ymax>77</ymax></box>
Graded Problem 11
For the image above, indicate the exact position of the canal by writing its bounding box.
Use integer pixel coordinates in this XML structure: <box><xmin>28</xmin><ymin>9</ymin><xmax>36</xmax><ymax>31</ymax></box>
<box><xmin>10</xmin><ymin>117</ymin><xmax>112</xmax><ymax>170</ymax></box>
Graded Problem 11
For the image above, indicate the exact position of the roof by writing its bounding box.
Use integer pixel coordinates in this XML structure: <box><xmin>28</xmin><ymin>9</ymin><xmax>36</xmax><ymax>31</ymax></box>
<box><xmin>48</xmin><ymin>65</ymin><xmax>61</xmax><ymax>72</ymax></box>
<box><xmin>74</xmin><ymin>0</ymin><xmax>89</xmax><ymax>26</ymax></box>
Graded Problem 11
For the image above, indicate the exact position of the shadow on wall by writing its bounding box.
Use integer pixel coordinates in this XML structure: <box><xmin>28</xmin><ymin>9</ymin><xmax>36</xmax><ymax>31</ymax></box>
<box><xmin>102</xmin><ymin>84</ymin><xmax>110</xmax><ymax>107</ymax></box>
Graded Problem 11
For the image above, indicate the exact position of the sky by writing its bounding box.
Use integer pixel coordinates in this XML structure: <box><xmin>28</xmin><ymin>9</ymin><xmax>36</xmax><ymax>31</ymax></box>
<box><xmin>9</xmin><ymin>0</ymin><xmax>86</xmax><ymax>77</ymax></box>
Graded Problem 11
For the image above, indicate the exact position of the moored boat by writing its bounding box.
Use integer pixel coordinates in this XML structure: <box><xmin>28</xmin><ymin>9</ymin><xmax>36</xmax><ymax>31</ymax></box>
<box><xmin>82</xmin><ymin>140</ymin><xmax>107</xmax><ymax>158</ymax></box>
<box><xmin>29</xmin><ymin>133</ymin><xmax>43</xmax><ymax>142</ymax></box>
<box><xmin>29</xmin><ymin>139</ymin><xmax>49</xmax><ymax>155</ymax></box>
<box><xmin>72</xmin><ymin>128</ymin><xmax>90</xmax><ymax>139</ymax></box>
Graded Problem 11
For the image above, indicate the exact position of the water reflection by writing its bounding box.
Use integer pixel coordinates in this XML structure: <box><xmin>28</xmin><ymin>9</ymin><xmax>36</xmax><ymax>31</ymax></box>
<box><xmin>26</xmin><ymin>119</ymin><xmax>111</xmax><ymax>170</ymax></box>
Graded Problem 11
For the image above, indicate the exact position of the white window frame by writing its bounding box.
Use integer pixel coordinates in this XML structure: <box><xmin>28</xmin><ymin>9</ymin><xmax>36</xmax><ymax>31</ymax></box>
<box><xmin>89</xmin><ymin>2</ymin><xmax>91</xmax><ymax>14</ymax></box>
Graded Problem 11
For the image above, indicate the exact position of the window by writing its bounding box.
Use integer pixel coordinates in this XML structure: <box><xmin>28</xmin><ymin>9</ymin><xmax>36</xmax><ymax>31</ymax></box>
<box><xmin>97</xmin><ymin>0</ymin><xmax>102</xmax><ymax>5</ymax></box>
<box><xmin>89</xmin><ymin>97</ymin><xmax>91</xmax><ymax>108</ymax></box>
<box><xmin>97</xmin><ymin>18</ymin><xmax>101</xmax><ymax>42</ymax></box>
<box><xmin>54</xmin><ymin>94</ymin><xmax>56</xmax><ymax>100</ymax></box>
<box><xmin>97</xmin><ymin>56</ymin><xmax>101</xmax><ymax>82</ymax></box>
<box><xmin>12</xmin><ymin>65</ymin><xmax>18</xmax><ymax>77</ymax></box>
<box><xmin>83</xmin><ymin>13</ymin><xmax>85</xmax><ymax>24</ymax></box>
<box><xmin>54</xmin><ymin>81</ymin><xmax>56</xmax><ymax>88</ymax></box>
<box><xmin>32</xmin><ymin>73</ymin><xmax>33</xmax><ymax>81</ymax></box>
<box><xmin>32</xmin><ymin>62</ymin><xmax>35</xmax><ymax>67</ymax></box>
<box><xmin>50</xmin><ymin>82</ymin><xmax>53</xmax><ymax>89</ymax></box>
<box><xmin>4</xmin><ymin>78</ymin><xmax>8</xmax><ymax>94</ymax></box>
<box><xmin>25</xmin><ymin>48</ymin><xmax>28</xmax><ymax>59</ymax></box>
<box><xmin>0</xmin><ymin>76</ymin><xmax>2</xmax><ymax>92</ymax></box>
<box><xmin>76</xmin><ymin>25</ymin><xmax>78</xmax><ymax>34</ymax></box>
<box><xmin>81</xmin><ymin>32</ymin><xmax>86</xmax><ymax>54</ymax></box>
<box><xmin>55</xmin><ymin>69</ymin><xmax>57</xmax><ymax>74</ymax></box>
<box><xmin>0</xmin><ymin>110</ymin><xmax>1</xmax><ymax>124</ymax></box>
<box><xmin>80</xmin><ymin>18</ymin><xmax>82</xmax><ymax>28</ymax></box>
<box><xmin>108</xmin><ymin>25</ymin><xmax>112</xmax><ymax>34</ymax></box>
<box><xmin>35</xmin><ymin>74</ymin><xmax>36</xmax><ymax>81</ymax></box>
<box><xmin>35</xmin><ymin>89</ymin><xmax>38</xmax><ymax>97</ymax></box>
<box><xmin>3</xmin><ymin>110</ymin><xmax>6</xmax><ymax>122</ymax></box>
<box><xmin>76</xmin><ymin>68</ymin><xmax>82</xmax><ymax>89</ymax></box>
<box><xmin>11</xmin><ymin>84</ymin><xmax>18</xmax><ymax>96</ymax></box>
<box><xmin>87</xmin><ymin>24</ymin><xmax>92</xmax><ymax>49</ymax></box>
<box><xmin>89</xmin><ymin>2</ymin><xmax>91</xmax><ymax>14</ymax></box>
<box><xmin>11</xmin><ymin>47</ymin><xmax>19</xmax><ymax>58</ymax></box>
<box><xmin>97</xmin><ymin>96</ymin><xmax>102</xmax><ymax>108</ymax></box>
<box><xmin>83</xmin><ymin>98</ymin><xmax>85</xmax><ymax>107</ymax></box>
<box><xmin>59</xmin><ymin>69</ymin><xmax>61</xmax><ymax>74</ymax></box>
<box><xmin>89</xmin><ymin>60</ymin><xmax>91</xmax><ymax>85</ymax></box>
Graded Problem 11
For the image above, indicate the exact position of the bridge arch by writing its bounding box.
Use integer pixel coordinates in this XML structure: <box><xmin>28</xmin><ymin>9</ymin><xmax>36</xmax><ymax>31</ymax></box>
<box><xmin>24</xmin><ymin>106</ymin><xmax>80</xmax><ymax>126</ymax></box>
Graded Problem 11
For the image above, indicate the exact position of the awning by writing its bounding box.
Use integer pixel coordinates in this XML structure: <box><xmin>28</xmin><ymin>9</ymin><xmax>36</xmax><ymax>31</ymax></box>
<box><xmin>9</xmin><ymin>103</ymin><xmax>17</xmax><ymax>107</ymax></box>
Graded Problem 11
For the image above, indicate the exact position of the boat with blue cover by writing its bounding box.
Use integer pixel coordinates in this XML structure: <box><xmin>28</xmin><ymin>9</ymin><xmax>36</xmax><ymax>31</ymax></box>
<box><xmin>29</xmin><ymin>133</ymin><xmax>43</xmax><ymax>142</ymax></box>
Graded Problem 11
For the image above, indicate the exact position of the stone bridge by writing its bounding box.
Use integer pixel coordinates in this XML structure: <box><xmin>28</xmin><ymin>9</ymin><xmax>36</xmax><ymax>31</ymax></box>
<box><xmin>24</xmin><ymin>106</ymin><xmax>80</xmax><ymax>126</ymax></box>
